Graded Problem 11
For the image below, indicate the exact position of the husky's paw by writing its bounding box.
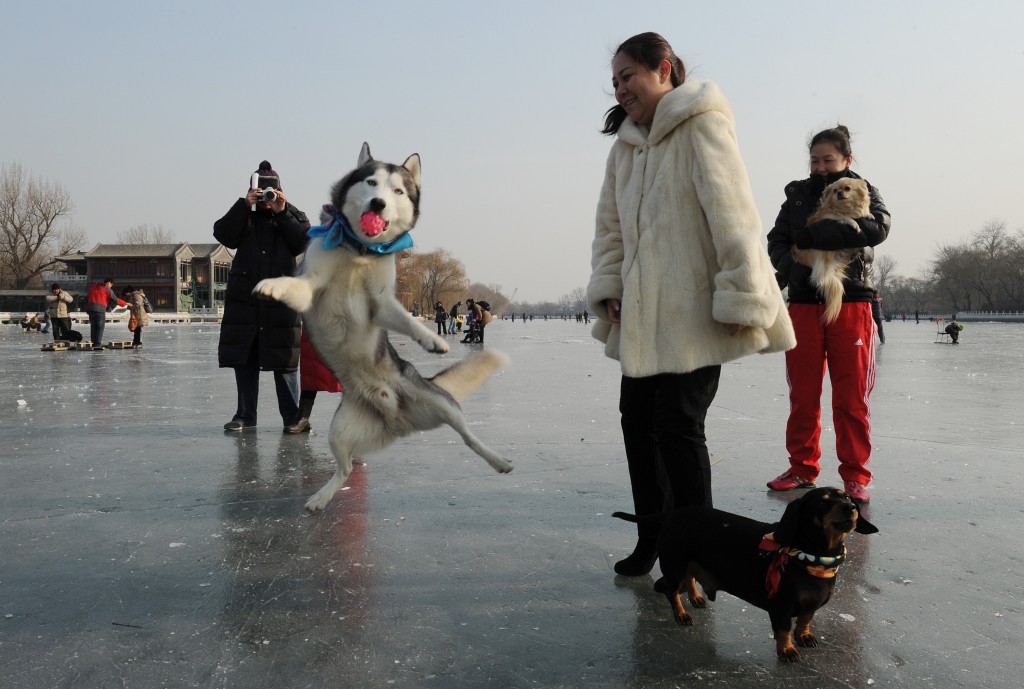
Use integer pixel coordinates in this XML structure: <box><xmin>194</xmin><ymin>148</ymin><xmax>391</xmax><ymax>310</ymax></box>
<box><xmin>419</xmin><ymin>333</ymin><xmax>449</xmax><ymax>354</ymax></box>
<box><xmin>304</xmin><ymin>486</ymin><xmax>336</xmax><ymax>513</ymax></box>
<box><xmin>253</xmin><ymin>277</ymin><xmax>313</xmax><ymax>312</ymax></box>
<box><xmin>492</xmin><ymin>457</ymin><xmax>514</xmax><ymax>474</ymax></box>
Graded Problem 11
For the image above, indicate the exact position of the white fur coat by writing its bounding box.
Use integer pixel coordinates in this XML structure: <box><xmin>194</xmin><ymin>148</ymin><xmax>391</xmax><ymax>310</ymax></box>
<box><xmin>587</xmin><ymin>79</ymin><xmax>795</xmax><ymax>377</ymax></box>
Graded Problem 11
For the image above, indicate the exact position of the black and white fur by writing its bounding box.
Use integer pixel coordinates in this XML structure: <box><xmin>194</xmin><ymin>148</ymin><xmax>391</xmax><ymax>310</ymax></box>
<box><xmin>254</xmin><ymin>143</ymin><xmax>512</xmax><ymax>512</ymax></box>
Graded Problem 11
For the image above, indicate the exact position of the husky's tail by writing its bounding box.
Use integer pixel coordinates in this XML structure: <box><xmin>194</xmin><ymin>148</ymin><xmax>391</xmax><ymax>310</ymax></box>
<box><xmin>811</xmin><ymin>254</ymin><xmax>847</xmax><ymax>325</ymax></box>
<box><xmin>431</xmin><ymin>350</ymin><xmax>509</xmax><ymax>402</ymax></box>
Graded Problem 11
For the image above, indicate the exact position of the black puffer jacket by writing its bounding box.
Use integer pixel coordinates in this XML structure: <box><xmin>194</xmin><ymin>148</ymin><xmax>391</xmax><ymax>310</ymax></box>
<box><xmin>767</xmin><ymin>169</ymin><xmax>890</xmax><ymax>304</ymax></box>
<box><xmin>214</xmin><ymin>198</ymin><xmax>309</xmax><ymax>370</ymax></box>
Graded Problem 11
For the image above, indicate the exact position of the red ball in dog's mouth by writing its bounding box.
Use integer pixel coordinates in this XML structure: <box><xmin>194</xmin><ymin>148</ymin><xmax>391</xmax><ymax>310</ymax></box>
<box><xmin>359</xmin><ymin>212</ymin><xmax>388</xmax><ymax>237</ymax></box>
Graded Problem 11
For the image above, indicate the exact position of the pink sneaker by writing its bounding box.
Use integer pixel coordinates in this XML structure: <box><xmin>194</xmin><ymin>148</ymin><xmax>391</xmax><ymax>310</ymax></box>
<box><xmin>767</xmin><ymin>470</ymin><xmax>815</xmax><ymax>491</ymax></box>
<box><xmin>843</xmin><ymin>480</ymin><xmax>871</xmax><ymax>503</ymax></box>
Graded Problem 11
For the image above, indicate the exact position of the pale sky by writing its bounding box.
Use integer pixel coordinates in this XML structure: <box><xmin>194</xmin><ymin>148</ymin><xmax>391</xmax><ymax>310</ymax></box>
<box><xmin>4</xmin><ymin>1</ymin><xmax>1022</xmax><ymax>303</ymax></box>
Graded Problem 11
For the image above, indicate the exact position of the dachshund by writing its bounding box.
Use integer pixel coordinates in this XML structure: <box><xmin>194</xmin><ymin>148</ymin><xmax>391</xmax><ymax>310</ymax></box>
<box><xmin>613</xmin><ymin>487</ymin><xmax>878</xmax><ymax>661</ymax></box>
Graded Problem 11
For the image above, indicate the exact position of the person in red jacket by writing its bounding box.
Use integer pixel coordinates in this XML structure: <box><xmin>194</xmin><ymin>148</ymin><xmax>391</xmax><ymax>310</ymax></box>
<box><xmin>85</xmin><ymin>278</ymin><xmax>128</xmax><ymax>348</ymax></box>
<box><xmin>286</xmin><ymin>328</ymin><xmax>343</xmax><ymax>433</ymax></box>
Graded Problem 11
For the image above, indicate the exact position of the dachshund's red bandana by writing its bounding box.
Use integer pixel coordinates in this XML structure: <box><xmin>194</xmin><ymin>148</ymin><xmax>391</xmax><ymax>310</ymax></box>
<box><xmin>759</xmin><ymin>532</ymin><xmax>846</xmax><ymax>599</ymax></box>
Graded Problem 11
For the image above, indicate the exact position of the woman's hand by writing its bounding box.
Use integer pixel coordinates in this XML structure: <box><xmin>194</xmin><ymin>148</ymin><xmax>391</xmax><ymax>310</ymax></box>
<box><xmin>606</xmin><ymin>298</ymin><xmax>622</xmax><ymax>324</ymax></box>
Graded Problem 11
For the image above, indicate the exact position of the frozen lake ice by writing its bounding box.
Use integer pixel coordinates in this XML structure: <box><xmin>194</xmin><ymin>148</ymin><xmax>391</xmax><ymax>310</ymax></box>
<box><xmin>1</xmin><ymin>318</ymin><xmax>1021</xmax><ymax>688</ymax></box>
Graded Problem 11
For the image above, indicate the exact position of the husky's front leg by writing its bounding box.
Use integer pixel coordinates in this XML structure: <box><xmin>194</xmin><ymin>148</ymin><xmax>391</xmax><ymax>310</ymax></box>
<box><xmin>374</xmin><ymin>297</ymin><xmax>448</xmax><ymax>353</ymax></box>
<box><xmin>253</xmin><ymin>276</ymin><xmax>315</xmax><ymax>313</ymax></box>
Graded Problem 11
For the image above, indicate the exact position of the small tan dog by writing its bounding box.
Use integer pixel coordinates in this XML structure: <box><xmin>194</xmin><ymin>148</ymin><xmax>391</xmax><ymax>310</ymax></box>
<box><xmin>791</xmin><ymin>178</ymin><xmax>872</xmax><ymax>324</ymax></box>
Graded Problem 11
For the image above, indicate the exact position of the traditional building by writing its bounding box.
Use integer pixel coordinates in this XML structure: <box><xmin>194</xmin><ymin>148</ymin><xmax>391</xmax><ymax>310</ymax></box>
<box><xmin>48</xmin><ymin>243</ymin><xmax>234</xmax><ymax>312</ymax></box>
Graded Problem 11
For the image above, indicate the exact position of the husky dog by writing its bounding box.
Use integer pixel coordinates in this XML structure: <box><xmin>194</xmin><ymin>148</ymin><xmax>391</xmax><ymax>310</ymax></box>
<box><xmin>791</xmin><ymin>178</ymin><xmax>872</xmax><ymax>324</ymax></box>
<box><xmin>254</xmin><ymin>143</ymin><xmax>512</xmax><ymax>512</ymax></box>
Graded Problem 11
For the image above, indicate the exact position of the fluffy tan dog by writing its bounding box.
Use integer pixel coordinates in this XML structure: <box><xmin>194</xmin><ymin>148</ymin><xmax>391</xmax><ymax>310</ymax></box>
<box><xmin>791</xmin><ymin>178</ymin><xmax>872</xmax><ymax>324</ymax></box>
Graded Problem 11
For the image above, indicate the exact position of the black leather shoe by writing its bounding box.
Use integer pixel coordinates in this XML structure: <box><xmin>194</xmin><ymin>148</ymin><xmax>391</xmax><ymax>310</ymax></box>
<box><xmin>223</xmin><ymin>420</ymin><xmax>251</xmax><ymax>432</ymax></box>
<box><xmin>283</xmin><ymin>417</ymin><xmax>311</xmax><ymax>434</ymax></box>
<box><xmin>614</xmin><ymin>541</ymin><xmax>658</xmax><ymax>576</ymax></box>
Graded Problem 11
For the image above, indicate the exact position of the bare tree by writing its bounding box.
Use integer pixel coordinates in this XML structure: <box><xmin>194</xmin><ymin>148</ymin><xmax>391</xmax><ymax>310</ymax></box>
<box><xmin>0</xmin><ymin>162</ymin><xmax>84</xmax><ymax>289</ymax></box>
<box><xmin>873</xmin><ymin>254</ymin><xmax>897</xmax><ymax>298</ymax></box>
<box><xmin>118</xmin><ymin>223</ymin><xmax>175</xmax><ymax>244</ymax></box>
<box><xmin>568</xmin><ymin>287</ymin><xmax>587</xmax><ymax>313</ymax></box>
<box><xmin>464</xmin><ymin>281</ymin><xmax>510</xmax><ymax>316</ymax></box>
<box><xmin>402</xmin><ymin>248</ymin><xmax>468</xmax><ymax>314</ymax></box>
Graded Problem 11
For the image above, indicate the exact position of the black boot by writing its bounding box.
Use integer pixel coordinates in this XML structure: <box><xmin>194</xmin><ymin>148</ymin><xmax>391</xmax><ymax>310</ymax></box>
<box><xmin>614</xmin><ymin>538</ymin><xmax>658</xmax><ymax>576</ymax></box>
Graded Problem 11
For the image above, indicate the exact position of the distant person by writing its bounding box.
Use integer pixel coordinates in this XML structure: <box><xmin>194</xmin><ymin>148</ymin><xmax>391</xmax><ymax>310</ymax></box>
<box><xmin>46</xmin><ymin>283</ymin><xmax>74</xmax><ymax>341</ymax></box>
<box><xmin>214</xmin><ymin>160</ymin><xmax>309</xmax><ymax>433</ymax></box>
<box><xmin>21</xmin><ymin>313</ymin><xmax>41</xmax><ymax>332</ymax></box>
<box><xmin>463</xmin><ymin>298</ymin><xmax>493</xmax><ymax>344</ymax></box>
<box><xmin>766</xmin><ymin>125</ymin><xmax>891</xmax><ymax>503</ymax></box>
<box><xmin>434</xmin><ymin>301</ymin><xmax>448</xmax><ymax>335</ymax></box>
<box><xmin>871</xmin><ymin>292</ymin><xmax>885</xmax><ymax>344</ymax></box>
<box><xmin>122</xmin><ymin>286</ymin><xmax>151</xmax><ymax>348</ymax></box>
<box><xmin>587</xmin><ymin>32</ymin><xmax>795</xmax><ymax>576</ymax></box>
<box><xmin>85</xmin><ymin>278</ymin><xmax>128</xmax><ymax>347</ymax></box>
<box><xmin>448</xmin><ymin>301</ymin><xmax>461</xmax><ymax>334</ymax></box>
<box><xmin>944</xmin><ymin>319</ymin><xmax>961</xmax><ymax>344</ymax></box>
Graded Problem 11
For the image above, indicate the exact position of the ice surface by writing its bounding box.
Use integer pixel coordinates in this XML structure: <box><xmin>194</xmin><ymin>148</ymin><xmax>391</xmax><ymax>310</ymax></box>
<box><xmin>1</xmin><ymin>319</ymin><xmax>1022</xmax><ymax>688</ymax></box>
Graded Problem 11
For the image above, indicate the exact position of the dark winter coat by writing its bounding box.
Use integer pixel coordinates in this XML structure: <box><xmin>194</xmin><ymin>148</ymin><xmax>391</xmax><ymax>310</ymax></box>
<box><xmin>434</xmin><ymin>303</ymin><xmax>447</xmax><ymax>323</ymax></box>
<box><xmin>214</xmin><ymin>198</ymin><xmax>309</xmax><ymax>371</ymax></box>
<box><xmin>767</xmin><ymin>169</ymin><xmax>890</xmax><ymax>304</ymax></box>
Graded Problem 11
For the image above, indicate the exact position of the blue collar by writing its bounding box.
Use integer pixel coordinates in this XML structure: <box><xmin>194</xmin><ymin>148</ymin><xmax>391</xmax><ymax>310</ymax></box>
<box><xmin>307</xmin><ymin>211</ymin><xmax>414</xmax><ymax>255</ymax></box>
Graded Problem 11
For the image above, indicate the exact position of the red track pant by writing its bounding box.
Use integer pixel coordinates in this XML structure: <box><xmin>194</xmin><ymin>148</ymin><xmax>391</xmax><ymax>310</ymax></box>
<box><xmin>784</xmin><ymin>302</ymin><xmax>876</xmax><ymax>485</ymax></box>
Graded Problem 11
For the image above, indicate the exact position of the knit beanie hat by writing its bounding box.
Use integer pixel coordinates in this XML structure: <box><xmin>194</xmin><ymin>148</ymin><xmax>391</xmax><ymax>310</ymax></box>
<box><xmin>255</xmin><ymin>160</ymin><xmax>281</xmax><ymax>189</ymax></box>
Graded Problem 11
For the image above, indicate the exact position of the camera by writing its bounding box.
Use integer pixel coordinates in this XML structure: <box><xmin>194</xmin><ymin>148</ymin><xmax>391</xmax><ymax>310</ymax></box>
<box><xmin>250</xmin><ymin>172</ymin><xmax>281</xmax><ymax>209</ymax></box>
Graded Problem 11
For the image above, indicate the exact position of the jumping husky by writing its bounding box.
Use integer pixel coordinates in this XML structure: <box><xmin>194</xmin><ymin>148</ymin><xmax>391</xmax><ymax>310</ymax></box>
<box><xmin>254</xmin><ymin>143</ymin><xmax>512</xmax><ymax>512</ymax></box>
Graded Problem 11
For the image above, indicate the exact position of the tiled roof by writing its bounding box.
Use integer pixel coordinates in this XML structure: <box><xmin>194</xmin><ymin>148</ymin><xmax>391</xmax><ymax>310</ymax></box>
<box><xmin>86</xmin><ymin>243</ymin><xmax>183</xmax><ymax>258</ymax></box>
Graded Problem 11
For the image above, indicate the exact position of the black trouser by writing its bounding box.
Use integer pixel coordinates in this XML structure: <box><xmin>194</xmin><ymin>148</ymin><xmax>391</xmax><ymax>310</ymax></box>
<box><xmin>87</xmin><ymin>311</ymin><xmax>105</xmax><ymax>345</ymax></box>
<box><xmin>52</xmin><ymin>317</ymin><xmax>72</xmax><ymax>341</ymax></box>
<box><xmin>231</xmin><ymin>343</ymin><xmax>300</xmax><ymax>426</ymax></box>
<box><xmin>437</xmin><ymin>320</ymin><xmax>447</xmax><ymax>335</ymax></box>
<box><xmin>132</xmin><ymin>325</ymin><xmax>143</xmax><ymax>346</ymax></box>
<box><xmin>619</xmin><ymin>366</ymin><xmax>721</xmax><ymax>540</ymax></box>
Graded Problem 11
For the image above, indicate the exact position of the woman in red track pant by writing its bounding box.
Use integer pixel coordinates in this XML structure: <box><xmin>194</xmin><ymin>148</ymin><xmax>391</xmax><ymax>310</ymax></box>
<box><xmin>766</xmin><ymin>125</ymin><xmax>891</xmax><ymax>503</ymax></box>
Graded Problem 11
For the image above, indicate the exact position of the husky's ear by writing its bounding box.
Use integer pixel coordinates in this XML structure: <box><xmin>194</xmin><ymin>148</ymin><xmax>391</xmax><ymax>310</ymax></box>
<box><xmin>358</xmin><ymin>142</ymin><xmax>373</xmax><ymax>167</ymax></box>
<box><xmin>402</xmin><ymin>153</ymin><xmax>421</xmax><ymax>187</ymax></box>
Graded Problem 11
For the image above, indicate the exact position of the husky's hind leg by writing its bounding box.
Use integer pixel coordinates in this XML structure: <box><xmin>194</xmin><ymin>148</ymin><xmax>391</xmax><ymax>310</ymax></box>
<box><xmin>253</xmin><ymin>276</ymin><xmax>315</xmax><ymax>313</ymax></box>
<box><xmin>305</xmin><ymin>407</ymin><xmax>359</xmax><ymax>512</ymax></box>
<box><xmin>305</xmin><ymin>401</ymin><xmax>391</xmax><ymax>512</ymax></box>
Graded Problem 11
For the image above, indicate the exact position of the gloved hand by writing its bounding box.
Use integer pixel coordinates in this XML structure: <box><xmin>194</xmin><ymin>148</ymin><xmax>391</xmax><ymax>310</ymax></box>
<box><xmin>795</xmin><ymin>218</ymin><xmax>851</xmax><ymax>250</ymax></box>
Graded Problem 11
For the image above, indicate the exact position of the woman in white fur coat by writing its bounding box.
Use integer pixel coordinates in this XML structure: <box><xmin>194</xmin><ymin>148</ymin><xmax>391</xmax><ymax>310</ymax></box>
<box><xmin>587</xmin><ymin>33</ymin><xmax>795</xmax><ymax>577</ymax></box>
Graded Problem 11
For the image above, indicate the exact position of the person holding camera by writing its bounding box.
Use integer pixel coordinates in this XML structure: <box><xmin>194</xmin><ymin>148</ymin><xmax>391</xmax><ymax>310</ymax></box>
<box><xmin>214</xmin><ymin>160</ymin><xmax>309</xmax><ymax>433</ymax></box>
<box><xmin>45</xmin><ymin>285</ymin><xmax>74</xmax><ymax>341</ymax></box>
